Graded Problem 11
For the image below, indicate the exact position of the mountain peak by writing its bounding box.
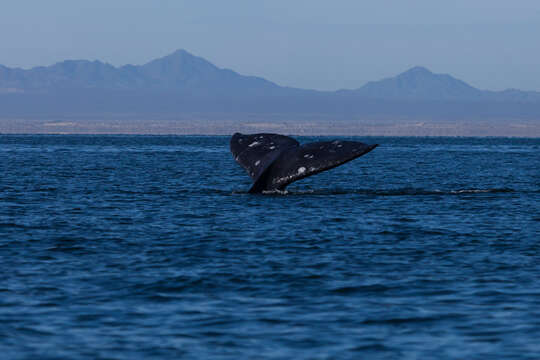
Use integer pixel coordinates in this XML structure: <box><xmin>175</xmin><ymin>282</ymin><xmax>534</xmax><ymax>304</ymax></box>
<box><xmin>152</xmin><ymin>49</ymin><xmax>211</xmax><ymax>64</ymax></box>
<box><xmin>139</xmin><ymin>49</ymin><xmax>221</xmax><ymax>87</ymax></box>
<box><xmin>170</xmin><ymin>48</ymin><xmax>192</xmax><ymax>56</ymax></box>
<box><xmin>396</xmin><ymin>66</ymin><xmax>436</xmax><ymax>82</ymax></box>
<box><xmin>149</xmin><ymin>49</ymin><xmax>217</xmax><ymax>64</ymax></box>
<box><xmin>160</xmin><ymin>49</ymin><xmax>198</xmax><ymax>61</ymax></box>
<box><xmin>401</xmin><ymin>66</ymin><xmax>433</xmax><ymax>76</ymax></box>
<box><xmin>356</xmin><ymin>66</ymin><xmax>481</xmax><ymax>100</ymax></box>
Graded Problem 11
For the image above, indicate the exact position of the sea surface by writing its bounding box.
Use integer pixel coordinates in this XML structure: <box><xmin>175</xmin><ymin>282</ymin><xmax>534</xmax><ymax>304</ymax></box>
<box><xmin>1</xmin><ymin>135</ymin><xmax>539</xmax><ymax>359</ymax></box>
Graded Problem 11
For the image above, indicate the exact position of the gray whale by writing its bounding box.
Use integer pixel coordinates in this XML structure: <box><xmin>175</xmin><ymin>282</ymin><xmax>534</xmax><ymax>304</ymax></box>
<box><xmin>230</xmin><ymin>133</ymin><xmax>378</xmax><ymax>193</ymax></box>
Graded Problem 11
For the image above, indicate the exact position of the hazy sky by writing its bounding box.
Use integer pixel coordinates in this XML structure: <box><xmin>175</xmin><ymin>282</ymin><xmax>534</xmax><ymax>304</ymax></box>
<box><xmin>1</xmin><ymin>0</ymin><xmax>540</xmax><ymax>91</ymax></box>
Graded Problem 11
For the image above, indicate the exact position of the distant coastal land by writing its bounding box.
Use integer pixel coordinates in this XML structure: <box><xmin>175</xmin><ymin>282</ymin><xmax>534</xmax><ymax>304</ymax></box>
<box><xmin>1</xmin><ymin>49</ymin><xmax>539</xmax><ymax>136</ymax></box>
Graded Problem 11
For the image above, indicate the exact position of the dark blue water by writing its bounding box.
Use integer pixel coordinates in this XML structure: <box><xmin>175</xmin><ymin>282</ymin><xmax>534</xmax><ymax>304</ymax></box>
<box><xmin>1</xmin><ymin>135</ymin><xmax>539</xmax><ymax>359</ymax></box>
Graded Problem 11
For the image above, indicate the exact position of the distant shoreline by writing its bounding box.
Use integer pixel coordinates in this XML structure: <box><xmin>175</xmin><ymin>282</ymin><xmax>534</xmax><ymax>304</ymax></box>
<box><xmin>1</xmin><ymin>117</ymin><xmax>539</xmax><ymax>138</ymax></box>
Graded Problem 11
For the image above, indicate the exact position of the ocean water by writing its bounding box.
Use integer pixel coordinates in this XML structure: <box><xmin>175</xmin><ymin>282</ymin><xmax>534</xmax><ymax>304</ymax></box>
<box><xmin>1</xmin><ymin>134</ymin><xmax>539</xmax><ymax>359</ymax></box>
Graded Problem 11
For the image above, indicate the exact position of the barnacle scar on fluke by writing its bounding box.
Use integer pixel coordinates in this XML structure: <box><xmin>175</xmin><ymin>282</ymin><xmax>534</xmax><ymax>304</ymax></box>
<box><xmin>230</xmin><ymin>133</ymin><xmax>378</xmax><ymax>193</ymax></box>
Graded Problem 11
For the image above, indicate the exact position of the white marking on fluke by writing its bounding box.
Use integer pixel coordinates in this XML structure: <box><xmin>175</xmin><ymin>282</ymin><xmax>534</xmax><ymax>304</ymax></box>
<box><xmin>255</xmin><ymin>160</ymin><xmax>261</xmax><ymax>166</ymax></box>
<box><xmin>248</xmin><ymin>141</ymin><xmax>260</xmax><ymax>147</ymax></box>
<box><xmin>297</xmin><ymin>167</ymin><xmax>306</xmax><ymax>174</ymax></box>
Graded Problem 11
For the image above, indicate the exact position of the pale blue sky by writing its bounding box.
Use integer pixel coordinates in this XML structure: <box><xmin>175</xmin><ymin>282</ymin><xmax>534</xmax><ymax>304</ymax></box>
<box><xmin>1</xmin><ymin>0</ymin><xmax>540</xmax><ymax>91</ymax></box>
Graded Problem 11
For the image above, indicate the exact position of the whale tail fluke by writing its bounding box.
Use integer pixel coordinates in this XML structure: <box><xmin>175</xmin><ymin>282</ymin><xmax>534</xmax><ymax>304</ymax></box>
<box><xmin>230</xmin><ymin>133</ymin><xmax>377</xmax><ymax>193</ymax></box>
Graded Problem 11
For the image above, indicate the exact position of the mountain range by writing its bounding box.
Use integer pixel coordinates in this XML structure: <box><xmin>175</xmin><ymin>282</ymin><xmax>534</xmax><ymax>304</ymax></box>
<box><xmin>1</xmin><ymin>49</ymin><xmax>540</xmax><ymax>119</ymax></box>
<box><xmin>0</xmin><ymin>50</ymin><xmax>289</xmax><ymax>95</ymax></box>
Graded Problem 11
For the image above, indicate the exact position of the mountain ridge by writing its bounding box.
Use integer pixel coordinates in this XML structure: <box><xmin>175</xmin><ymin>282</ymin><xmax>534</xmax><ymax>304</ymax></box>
<box><xmin>1</xmin><ymin>49</ymin><xmax>539</xmax><ymax>102</ymax></box>
<box><xmin>0</xmin><ymin>49</ymin><xmax>287</xmax><ymax>94</ymax></box>
<box><xmin>1</xmin><ymin>50</ymin><xmax>540</xmax><ymax>123</ymax></box>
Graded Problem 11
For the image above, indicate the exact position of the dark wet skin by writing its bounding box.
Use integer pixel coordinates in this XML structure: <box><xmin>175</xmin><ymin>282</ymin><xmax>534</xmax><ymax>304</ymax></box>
<box><xmin>230</xmin><ymin>133</ymin><xmax>378</xmax><ymax>193</ymax></box>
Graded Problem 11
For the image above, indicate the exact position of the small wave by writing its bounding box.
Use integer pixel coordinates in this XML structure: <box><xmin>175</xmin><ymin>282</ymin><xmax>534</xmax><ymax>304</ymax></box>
<box><xmin>261</xmin><ymin>189</ymin><xmax>289</xmax><ymax>195</ymax></box>
<box><xmin>361</xmin><ymin>313</ymin><xmax>462</xmax><ymax>325</ymax></box>
<box><xmin>330</xmin><ymin>284</ymin><xmax>392</xmax><ymax>295</ymax></box>
<box><xmin>249</xmin><ymin>187</ymin><xmax>516</xmax><ymax>196</ymax></box>
<box><xmin>30</xmin><ymin>187</ymin><xmax>57</xmax><ymax>193</ymax></box>
<box><xmin>0</xmin><ymin>145</ymin><xmax>227</xmax><ymax>153</ymax></box>
<box><xmin>448</xmin><ymin>188</ymin><xmax>514</xmax><ymax>194</ymax></box>
<box><xmin>0</xmin><ymin>222</ymin><xmax>50</xmax><ymax>230</ymax></box>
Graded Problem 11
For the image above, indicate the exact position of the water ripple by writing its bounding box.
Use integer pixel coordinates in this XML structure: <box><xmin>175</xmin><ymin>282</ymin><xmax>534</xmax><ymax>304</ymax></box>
<box><xmin>1</xmin><ymin>135</ymin><xmax>539</xmax><ymax>359</ymax></box>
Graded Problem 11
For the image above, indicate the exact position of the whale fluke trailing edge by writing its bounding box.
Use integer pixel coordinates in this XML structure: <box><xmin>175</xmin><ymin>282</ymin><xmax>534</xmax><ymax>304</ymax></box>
<box><xmin>230</xmin><ymin>133</ymin><xmax>378</xmax><ymax>193</ymax></box>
